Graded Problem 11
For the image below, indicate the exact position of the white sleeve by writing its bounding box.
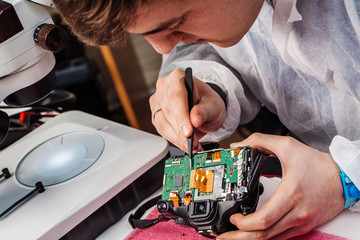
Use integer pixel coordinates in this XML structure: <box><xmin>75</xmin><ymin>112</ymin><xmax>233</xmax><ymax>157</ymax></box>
<box><xmin>329</xmin><ymin>135</ymin><xmax>360</xmax><ymax>211</ymax></box>
<box><xmin>159</xmin><ymin>42</ymin><xmax>261</xmax><ymax>143</ymax></box>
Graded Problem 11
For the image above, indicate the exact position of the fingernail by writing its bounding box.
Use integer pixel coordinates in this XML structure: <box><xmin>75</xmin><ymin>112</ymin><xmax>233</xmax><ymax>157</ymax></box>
<box><xmin>182</xmin><ymin>125</ymin><xmax>191</xmax><ymax>136</ymax></box>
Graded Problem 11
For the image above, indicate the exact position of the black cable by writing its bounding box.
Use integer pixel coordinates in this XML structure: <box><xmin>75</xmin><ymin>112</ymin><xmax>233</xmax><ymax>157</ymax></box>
<box><xmin>0</xmin><ymin>181</ymin><xmax>45</xmax><ymax>219</ymax></box>
<box><xmin>0</xmin><ymin>168</ymin><xmax>11</xmax><ymax>180</ymax></box>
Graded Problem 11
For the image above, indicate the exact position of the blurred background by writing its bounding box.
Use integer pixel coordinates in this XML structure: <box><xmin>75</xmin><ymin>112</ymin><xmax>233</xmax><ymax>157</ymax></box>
<box><xmin>50</xmin><ymin>12</ymin><xmax>162</xmax><ymax>135</ymax></box>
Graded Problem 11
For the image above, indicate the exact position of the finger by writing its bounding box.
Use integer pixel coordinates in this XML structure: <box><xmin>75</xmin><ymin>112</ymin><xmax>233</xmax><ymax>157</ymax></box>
<box><xmin>258</xmin><ymin>208</ymin><xmax>309</xmax><ymax>239</ymax></box>
<box><xmin>191</xmin><ymin>83</ymin><xmax>226</xmax><ymax>131</ymax></box>
<box><xmin>163</xmin><ymin>70</ymin><xmax>193</xmax><ymax>138</ymax></box>
<box><xmin>194</xmin><ymin>142</ymin><xmax>203</xmax><ymax>152</ymax></box>
<box><xmin>191</xmin><ymin>103</ymin><xmax>225</xmax><ymax>132</ymax></box>
<box><xmin>189</xmin><ymin>105</ymin><xmax>204</xmax><ymax>128</ymax></box>
<box><xmin>191</xmin><ymin>132</ymin><xmax>204</xmax><ymax>153</ymax></box>
<box><xmin>152</xmin><ymin>107</ymin><xmax>188</xmax><ymax>152</ymax></box>
<box><xmin>149</xmin><ymin>92</ymin><xmax>160</xmax><ymax>113</ymax></box>
<box><xmin>230</xmin><ymin>133</ymin><xmax>296</xmax><ymax>157</ymax></box>
<box><xmin>230</xmin><ymin>134</ymin><xmax>276</xmax><ymax>156</ymax></box>
<box><xmin>264</xmin><ymin>198</ymin><xmax>323</xmax><ymax>240</ymax></box>
<box><xmin>229</xmin><ymin>181</ymin><xmax>294</xmax><ymax>232</ymax></box>
<box><xmin>263</xmin><ymin>210</ymin><xmax>314</xmax><ymax>239</ymax></box>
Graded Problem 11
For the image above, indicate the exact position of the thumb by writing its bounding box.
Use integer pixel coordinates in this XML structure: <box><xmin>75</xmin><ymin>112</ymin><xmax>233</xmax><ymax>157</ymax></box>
<box><xmin>191</xmin><ymin>102</ymin><xmax>225</xmax><ymax>132</ymax></box>
<box><xmin>230</xmin><ymin>133</ymin><xmax>280</xmax><ymax>156</ymax></box>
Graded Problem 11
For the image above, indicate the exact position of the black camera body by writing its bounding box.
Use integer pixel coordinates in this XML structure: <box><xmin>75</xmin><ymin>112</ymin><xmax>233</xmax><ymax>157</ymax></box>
<box><xmin>157</xmin><ymin>147</ymin><xmax>266</xmax><ymax>238</ymax></box>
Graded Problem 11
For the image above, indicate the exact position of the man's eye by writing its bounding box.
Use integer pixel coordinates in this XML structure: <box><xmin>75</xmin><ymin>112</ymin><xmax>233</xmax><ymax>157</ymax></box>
<box><xmin>169</xmin><ymin>17</ymin><xmax>185</xmax><ymax>30</ymax></box>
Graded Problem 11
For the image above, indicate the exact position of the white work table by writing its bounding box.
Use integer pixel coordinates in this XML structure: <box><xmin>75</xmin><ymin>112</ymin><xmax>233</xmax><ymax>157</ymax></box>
<box><xmin>98</xmin><ymin>177</ymin><xmax>360</xmax><ymax>240</ymax></box>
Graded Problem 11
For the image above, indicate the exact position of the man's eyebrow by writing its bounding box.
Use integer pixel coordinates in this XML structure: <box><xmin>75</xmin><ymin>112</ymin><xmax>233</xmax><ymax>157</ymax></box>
<box><xmin>142</xmin><ymin>17</ymin><xmax>181</xmax><ymax>36</ymax></box>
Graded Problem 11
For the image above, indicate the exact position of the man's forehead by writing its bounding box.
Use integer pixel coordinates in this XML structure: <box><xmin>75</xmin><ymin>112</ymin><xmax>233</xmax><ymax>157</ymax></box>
<box><xmin>127</xmin><ymin>1</ymin><xmax>187</xmax><ymax>34</ymax></box>
<box><xmin>141</xmin><ymin>17</ymin><xmax>183</xmax><ymax>36</ymax></box>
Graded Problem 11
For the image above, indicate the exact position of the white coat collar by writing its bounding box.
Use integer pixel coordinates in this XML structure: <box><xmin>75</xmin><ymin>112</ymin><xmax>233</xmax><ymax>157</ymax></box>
<box><xmin>273</xmin><ymin>0</ymin><xmax>302</xmax><ymax>24</ymax></box>
<box><xmin>271</xmin><ymin>0</ymin><xmax>303</xmax><ymax>68</ymax></box>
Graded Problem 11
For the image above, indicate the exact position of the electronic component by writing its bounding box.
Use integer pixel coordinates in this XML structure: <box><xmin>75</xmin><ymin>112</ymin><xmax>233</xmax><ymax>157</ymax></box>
<box><xmin>162</xmin><ymin>148</ymin><xmax>250</xmax><ymax>204</ymax></box>
<box><xmin>159</xmin><ymin>146</ymin><xmax>266</xmax><ymax>238</ymax></box>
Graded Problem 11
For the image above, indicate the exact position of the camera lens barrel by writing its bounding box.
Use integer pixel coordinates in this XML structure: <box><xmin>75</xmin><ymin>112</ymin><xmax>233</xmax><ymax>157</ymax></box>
<box><xmin>188</xmin><ymin>200</ymin><xmax>216</xmax><ymax>222</ymax></box>
<box><xmin>157</xmin><ymin>200</ymin><xmax>171</xmax><ymax>212</ymax></box>
<box><xmin>195</xmin><ymin>202</ymin><xmax>207</xmax><ymax>214</ymax></box>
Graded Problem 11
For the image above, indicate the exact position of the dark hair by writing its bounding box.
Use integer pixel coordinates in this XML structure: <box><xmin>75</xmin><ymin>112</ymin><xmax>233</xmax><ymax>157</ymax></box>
<box><xmin>53</xmin><ymin>0</ymin><xmax>149</xmax><ymax>46</ymax></box>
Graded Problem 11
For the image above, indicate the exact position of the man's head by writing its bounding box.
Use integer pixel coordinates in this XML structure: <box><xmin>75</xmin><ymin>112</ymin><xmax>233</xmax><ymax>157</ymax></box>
<box><xmin>53</xmin><ymin>0</ymin><xmax>149</xmax><ymax>46</ymax></box>
<box><xmin>54</xmin><ymin>0</ymin><xmax>264</xmax><ymax>53</ymax></box>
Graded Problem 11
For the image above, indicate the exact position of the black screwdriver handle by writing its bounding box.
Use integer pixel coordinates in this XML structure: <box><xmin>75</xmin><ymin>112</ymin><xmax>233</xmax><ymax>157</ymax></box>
<box><xmin>185</xmin><ymin>67</ymin><xmax>194</xmax><ymax>165</ymax></box>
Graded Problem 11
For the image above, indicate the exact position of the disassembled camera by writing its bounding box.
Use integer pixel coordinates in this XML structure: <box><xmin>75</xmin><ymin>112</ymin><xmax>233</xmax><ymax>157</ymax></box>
<box><xmin>157</xmin><ymin>146</ymin><xmax>266</xmax><ymax>238</ymax></box>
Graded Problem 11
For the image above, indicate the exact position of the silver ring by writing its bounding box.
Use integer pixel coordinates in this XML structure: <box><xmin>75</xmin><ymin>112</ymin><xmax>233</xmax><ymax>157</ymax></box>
<box><xmin>153</xmin><ymin>108</ymin><xmax>162</xmax><ymax>120</ymax></box>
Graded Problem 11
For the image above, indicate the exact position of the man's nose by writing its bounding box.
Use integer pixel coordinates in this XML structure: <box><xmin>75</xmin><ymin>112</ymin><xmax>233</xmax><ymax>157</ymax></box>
<box><xmin>144</xmin><ymin>32</ymin><xmax>184</xmax><ymax>54</ymax></box>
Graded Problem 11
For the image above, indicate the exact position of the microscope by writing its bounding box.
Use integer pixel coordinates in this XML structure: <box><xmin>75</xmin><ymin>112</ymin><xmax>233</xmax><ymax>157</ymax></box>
<box><xmin>0</xmin><ymin>0</ymin><xmax>67</xmax><ymax>144</ymax></box>
<box><xmin>0</xmin><ymin>2</ymin><xmax>169</xmax><ymax>239</ymax></box>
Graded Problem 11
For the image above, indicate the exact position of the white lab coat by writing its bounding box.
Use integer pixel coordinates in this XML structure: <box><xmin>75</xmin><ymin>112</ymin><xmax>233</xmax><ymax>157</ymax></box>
<box><xmin>159</xmin><ymin>0</ymin><xmax>360</xmax><ymax>210</ymax></box>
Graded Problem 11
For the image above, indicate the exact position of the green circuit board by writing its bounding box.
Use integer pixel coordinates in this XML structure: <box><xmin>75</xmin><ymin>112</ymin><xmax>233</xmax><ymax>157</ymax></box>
<box><xmin>162</xmin><ymin>147</ymin><xmax>252</xmax><ymax>206</ymax></box>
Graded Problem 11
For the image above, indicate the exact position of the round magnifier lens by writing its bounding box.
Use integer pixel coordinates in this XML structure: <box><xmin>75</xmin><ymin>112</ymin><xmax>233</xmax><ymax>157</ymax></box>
<box><xmin>16</xmin><ymin>131</ymin><xmax>104</xmax><ymax>187</ymax></box>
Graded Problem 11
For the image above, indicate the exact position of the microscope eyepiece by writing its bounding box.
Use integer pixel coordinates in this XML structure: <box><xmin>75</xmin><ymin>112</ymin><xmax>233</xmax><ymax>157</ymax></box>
<box><xmin>34</xmin><ymin>23</ymin><xmax>68</xmax><ymax>52</ymax></box>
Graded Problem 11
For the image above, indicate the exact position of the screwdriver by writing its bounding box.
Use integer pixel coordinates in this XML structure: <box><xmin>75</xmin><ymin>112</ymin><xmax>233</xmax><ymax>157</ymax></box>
<box><xmin>185</xmin><ymin>67</ymin><xmax>194</xmax><ymax>169</ymax></box>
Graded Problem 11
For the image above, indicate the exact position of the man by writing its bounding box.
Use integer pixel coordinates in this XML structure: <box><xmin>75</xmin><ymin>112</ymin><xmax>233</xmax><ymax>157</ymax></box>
<box><xmin>54</xmin><ymin>0</ymin><xmax>360</xmax><ymax>239</ymax></box>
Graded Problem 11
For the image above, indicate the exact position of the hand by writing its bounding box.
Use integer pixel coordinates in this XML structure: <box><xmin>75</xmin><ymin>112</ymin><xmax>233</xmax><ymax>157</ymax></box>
<box><xmin>149</xmin><ymin>69</ymin><xmax>226</xmax><ymax>153</ymax></box>
<box><xmin>217</xmin><ymin>133</ymin><xmax>345</xmax><ymax>240</ymax></box>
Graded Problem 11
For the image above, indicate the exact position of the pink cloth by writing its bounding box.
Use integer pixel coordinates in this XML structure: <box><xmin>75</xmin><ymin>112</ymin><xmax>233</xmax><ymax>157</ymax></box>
<box><xmin>125</xmin><ymin>208</ymin><xmax>348</xmax><ymax>240</ymax></box>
